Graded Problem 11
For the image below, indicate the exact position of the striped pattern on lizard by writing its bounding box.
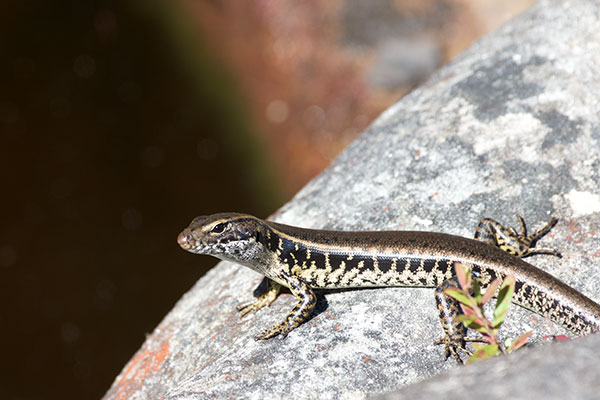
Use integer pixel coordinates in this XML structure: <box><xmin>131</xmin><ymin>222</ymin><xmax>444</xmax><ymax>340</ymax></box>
<box><xmin>177</xmin><ymin>213</ymin><xmax>600</xmax><ymax>362</ymax></box>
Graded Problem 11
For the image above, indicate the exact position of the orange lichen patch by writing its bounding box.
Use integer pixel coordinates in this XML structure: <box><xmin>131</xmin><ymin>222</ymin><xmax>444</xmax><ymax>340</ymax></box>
<box><xmin>323</xmin><ymin>312</ymin><xmax>337</xmax><ymax>320</ymax></box>
<box><xmin>317</xmin><ymin>344</ymin><xmax>332</xmax><ymax>351</ymax></box>
<box><xmin>110</xmin><ymin>339</ymin><xmax>170</xmax><ymax>400</ymax></box>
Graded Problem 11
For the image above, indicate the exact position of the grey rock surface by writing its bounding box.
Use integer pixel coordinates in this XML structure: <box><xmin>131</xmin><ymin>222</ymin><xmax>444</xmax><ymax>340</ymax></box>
<box><xmin>374</xmin><ymin>334</ymin><xmax>600</xmax><ymax>400</ymax></box>
<box><xmin>104</xmin><ymin>0</ymin><xmax>600</xmax><ymax>399</ymax></box>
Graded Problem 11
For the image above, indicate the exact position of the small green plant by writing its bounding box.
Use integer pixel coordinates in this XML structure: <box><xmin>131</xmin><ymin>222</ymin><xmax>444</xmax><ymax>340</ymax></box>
<box><xmin>444</xmin><ymin>263</ymin><xmax>532</xmax><ymax>363</ymax></box>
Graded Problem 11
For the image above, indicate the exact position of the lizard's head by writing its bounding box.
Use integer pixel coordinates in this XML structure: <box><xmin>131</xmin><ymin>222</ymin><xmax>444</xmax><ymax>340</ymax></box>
<box><xmin>177</xmin><ymin>213</ymin><xmax>267</xmax><ymax>263</ymax></box>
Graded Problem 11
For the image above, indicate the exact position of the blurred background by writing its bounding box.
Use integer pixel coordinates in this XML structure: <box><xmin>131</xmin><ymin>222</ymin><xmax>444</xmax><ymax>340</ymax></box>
<box><xmin>0</xmin><ymin>0</ymin><xmax>534</xmax><ymax>398</ymax></box>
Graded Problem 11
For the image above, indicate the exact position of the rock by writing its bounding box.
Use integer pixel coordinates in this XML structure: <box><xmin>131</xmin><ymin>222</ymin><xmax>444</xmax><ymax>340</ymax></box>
<box><xmin>374</xmin><ymin>334</ymin><xmax>600</xmax><ymax>400</ymax></box>
<box><xmin>103</xmin><ymin>0</ymin><xmax>600</xmax><ymax>398</ymax></box>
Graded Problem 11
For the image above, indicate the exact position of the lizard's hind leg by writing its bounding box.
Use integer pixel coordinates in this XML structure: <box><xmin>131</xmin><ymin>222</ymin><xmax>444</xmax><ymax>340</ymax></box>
<box><xmin>434</xmin><ymin>276</ymin><xmax>486</xmax><ymax>364</ymax></box>
<box><xmin>474</xmin><ymin>216</ymin><xmax>561</xmax><ymax>258</ymax></box>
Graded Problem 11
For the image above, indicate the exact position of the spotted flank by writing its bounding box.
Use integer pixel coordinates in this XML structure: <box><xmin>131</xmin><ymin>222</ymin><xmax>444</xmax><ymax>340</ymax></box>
<box><xmin>178</xmin><ymin>213</ymin><xmax>600</xmax><ymax>363</ymax></box>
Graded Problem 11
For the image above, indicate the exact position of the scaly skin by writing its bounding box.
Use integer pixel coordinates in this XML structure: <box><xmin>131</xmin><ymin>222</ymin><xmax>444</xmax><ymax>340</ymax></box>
<box><xmin>177</xmin><ymin>213</ymin><xmax>600</xmax><ymax>362</ymax></box>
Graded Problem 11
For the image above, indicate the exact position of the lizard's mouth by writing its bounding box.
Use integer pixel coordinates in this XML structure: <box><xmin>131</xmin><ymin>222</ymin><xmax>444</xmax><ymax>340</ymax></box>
<box><xmin>177</xmin><ymin>230</ymin><xmax>195</xmax><ymax>251</ymax></box>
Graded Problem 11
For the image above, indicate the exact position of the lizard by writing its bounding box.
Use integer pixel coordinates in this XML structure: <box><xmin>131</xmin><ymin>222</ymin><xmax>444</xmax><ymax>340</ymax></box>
<box><xmin>177</xmin><ymin>213</ymin><xmax>600</xmax><ymax>362</ymax></box>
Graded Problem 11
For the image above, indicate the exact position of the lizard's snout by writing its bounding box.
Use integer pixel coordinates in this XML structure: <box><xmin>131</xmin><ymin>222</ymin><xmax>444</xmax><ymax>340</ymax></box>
<box><xmin>177</xmin><ymin>230</ymin><xmax>194</xmax><ymax>250</ymax></box>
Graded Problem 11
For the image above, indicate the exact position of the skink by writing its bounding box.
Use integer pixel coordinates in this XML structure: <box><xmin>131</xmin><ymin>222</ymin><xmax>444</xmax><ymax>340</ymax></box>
<box><xmin>177</xmin><ymin>213</ymin><xmax>600</xmax><ymax>361</ymax></box>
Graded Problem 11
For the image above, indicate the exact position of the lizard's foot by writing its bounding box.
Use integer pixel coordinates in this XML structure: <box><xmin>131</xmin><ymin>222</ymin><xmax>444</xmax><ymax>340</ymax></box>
<box><xmin>254</xmin><ymin>321</ymin><xmax>291</xmax><ymax>340</ymax></box>
<box><xmin>434</xmin><ymin>335</ymin><xmax>487</xmax><ymax>364</ymax></box>
<box><xmin>475</xmin><ymin>216</ymin><xmax>561</xmax><ymax>258</ymax></box>
<box><xmin>237</xmin><ymin>280</ymin><xmax>281</xmax><ymax>317</ymax></box>
<box><xmin>252</xmin><ymin>275</ymin><xmax>316</xmax><ymax>341</ymax></box>
<box><xmin>236</xmin><ymin>296</ymin><xmax>275</xmax><ymax>317</ymax></box>
<box><xmin>518</xmin><ymin>215</ymin><xmax>561</xmax><ymax>257</ymax></box>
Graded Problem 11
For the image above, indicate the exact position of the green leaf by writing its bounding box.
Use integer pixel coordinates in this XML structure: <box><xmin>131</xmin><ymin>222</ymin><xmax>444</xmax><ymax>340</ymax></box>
<box><xmin>468</xmin><ymin>344</ymin><xmax>499</xmax><ymax>363</ymax></box>
<box><xmin>456</xmin><ymin>315</ymin><xmax>487</xmax><ymax>334</ymax></box>
<box><xmin>493</xmin><ymin>275</ymin><xmax>516</xmax><ymax>330</ymax></box>
<box><xmin>507</xmin><ymin>331</ymin><xmax>532</xmax><ymax>353</ymax></box>
<box><xmin>455</xmin><ymin>314</ymin><xmax>478</xmax><ymax>324</ymax></box>
<box><xmin>471</xmin><ymin>342</ymin><xmax>490</xmax><ymax>351</ymax></box>
<box><xmin>459</xmin><ymin>305</ymin><xmax>478</xmax><ymax>317</ymax></box>
<box><xmin>472</xmin><ymin>280</ymin><xmax>482</xmax><ymax>303</ymax></box>
<box><xmin>480</xmin><ymin>278</ymin><xmax>501</xmax><ymax>305</ymax></box>
<box><xmin>455</xmin><ymin>262</ymin><xmax>470</xmax><ymax>289</ymax></box>
<box><xmin>444</xmin><ymin>288</ymin><xmax>478</xmax><ymax>309</ymax></box>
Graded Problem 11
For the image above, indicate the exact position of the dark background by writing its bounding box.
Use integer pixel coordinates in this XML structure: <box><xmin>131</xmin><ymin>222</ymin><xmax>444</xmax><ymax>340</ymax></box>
<box><xmin>1</xmin><ymin>1</ymin><xmax>278</xmax><ymax>398</ymax></box>
<box><xmin>0</xmin><ymin>1</ymin><xmax>532</xmax><ymax>398</ymax></box>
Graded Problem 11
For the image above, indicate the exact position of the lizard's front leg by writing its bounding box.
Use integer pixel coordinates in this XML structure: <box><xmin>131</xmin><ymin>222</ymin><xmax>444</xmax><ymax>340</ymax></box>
<box><xmin>237</xmin><ymin>278</ymin><xmax>281</xmax><ymax>316</ymax></box>
<box><xmin>254</xmin><ymin>274</ymin><xmax>317</xmax><ymax>340</ymax></box>
<box><xmin>475</xmin><ymin>216</ymin><xmax>560</xmax><ymax>258</ymax></box>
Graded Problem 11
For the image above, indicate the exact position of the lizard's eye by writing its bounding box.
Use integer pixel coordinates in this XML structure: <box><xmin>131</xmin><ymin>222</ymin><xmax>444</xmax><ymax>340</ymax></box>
<box><xmin>210</xmin><ymin>223</ymin><xmax>226</xmax><ymax>234</ymax></box>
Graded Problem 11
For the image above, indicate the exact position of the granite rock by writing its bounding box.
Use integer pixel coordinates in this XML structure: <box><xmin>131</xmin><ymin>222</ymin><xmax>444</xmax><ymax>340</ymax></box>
<box><xmin>374</xmin><ymin>334</ymin><xmax>600</xmax><ymax>400</ymax></box>
<box><xmin>104</xmin><ymin>0</ymin><xmax>600</xmax><ymax>399</ymax></box>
